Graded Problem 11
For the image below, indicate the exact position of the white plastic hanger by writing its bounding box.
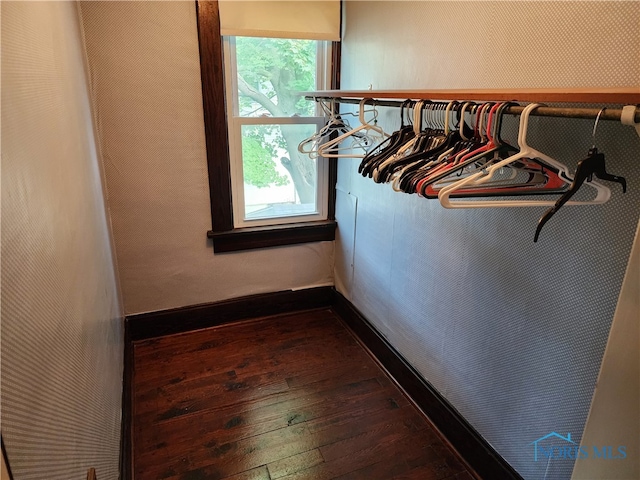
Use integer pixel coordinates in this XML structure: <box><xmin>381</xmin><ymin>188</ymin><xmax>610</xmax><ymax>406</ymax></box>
<box><xmin>298</xmin><ymin>99</ymin><xmax>358</xmax><ymax>159</ymax></box>
<box><xmin>317</xmin><ymin>98</ymin><xmax>388</xmax><ymax>159</ymax></box>
<box><xmin>438</xmin><ymin>103</ymin><xmax>611</xmax><ymax>208</ymax></box>
<box><xmin>458</xmin><ymin>101</ymin><xmax>473</xmax><ymax>141</ymax></box>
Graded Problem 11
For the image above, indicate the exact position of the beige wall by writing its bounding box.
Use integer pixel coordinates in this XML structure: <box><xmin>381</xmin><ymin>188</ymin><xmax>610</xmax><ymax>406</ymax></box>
<box><xmin>1</xmin><ymin>2</ymin><xmax>123</xmax><ymax>479</ymax></box>
<box><xmin>79</xmin><ymin>1</ymin><xmax>334</xmax><ymax>315</ymax></box>
<box><xmin>341</xmin><ymin>1</ymin><xmax>639</xmax><ymax>90</ymax></box>
<box><xmin>572</xmin><ymin>224</ymin><xmax>640</xmax><ymax>480</ymax></box>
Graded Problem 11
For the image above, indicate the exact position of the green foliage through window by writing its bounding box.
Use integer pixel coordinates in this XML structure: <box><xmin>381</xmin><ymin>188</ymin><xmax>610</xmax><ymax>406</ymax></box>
<box><xmin>236</xmin><ymin>37</ymin><xmax>316</xmax><ymax>117</ymax></box>
<box><xmin>241</xmin><ymin>127</ymin><xmax>289</xmax><ymax>188</ymax></box>
<box><xmin>234</xmin><ymin>36</ymin><xmax>320</xmax><ymax>200</ymax></box>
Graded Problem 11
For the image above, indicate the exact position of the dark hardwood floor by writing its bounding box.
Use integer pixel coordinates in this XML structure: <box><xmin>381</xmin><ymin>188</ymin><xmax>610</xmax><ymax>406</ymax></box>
<box><xmin>132</xmin><ymin>308</ymin><xmax>478</xmax><ymax>480</ymax></box>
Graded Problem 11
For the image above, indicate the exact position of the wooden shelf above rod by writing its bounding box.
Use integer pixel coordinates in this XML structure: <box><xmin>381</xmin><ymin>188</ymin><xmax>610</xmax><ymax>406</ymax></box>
<box><xmin>306</xmin><ymin>88</ymin><xmax>640</xmax><ymax>105</ymax></box>
<box><xmin>305</xmin><ymin>89</ymin><xmax>640</xmax><ymax>122</ymax></box>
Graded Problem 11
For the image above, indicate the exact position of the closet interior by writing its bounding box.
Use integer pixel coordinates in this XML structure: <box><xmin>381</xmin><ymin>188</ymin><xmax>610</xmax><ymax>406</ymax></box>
<box><xmin>2</xmin><ymin>1</ymin><xmax>639</xmax><ymax>480</ymax></box>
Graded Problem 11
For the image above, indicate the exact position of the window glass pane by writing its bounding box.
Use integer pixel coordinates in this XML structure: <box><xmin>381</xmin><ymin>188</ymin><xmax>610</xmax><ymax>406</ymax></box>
<box><xmin>235</xmin><ymin>37</ymin><xmax>317</xmax><ymax>118</ymax></box>
<box><xmin>241</xmin><ymin>124</ymin><xmax>318</xmax><ymax>220</ymax></box>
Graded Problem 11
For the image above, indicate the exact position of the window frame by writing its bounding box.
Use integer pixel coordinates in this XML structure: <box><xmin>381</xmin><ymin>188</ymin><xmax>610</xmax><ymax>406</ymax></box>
<box><xmin>196</xmin><ymin>0</ymin><xmax>339</xmax><ymax>253</ymax></box>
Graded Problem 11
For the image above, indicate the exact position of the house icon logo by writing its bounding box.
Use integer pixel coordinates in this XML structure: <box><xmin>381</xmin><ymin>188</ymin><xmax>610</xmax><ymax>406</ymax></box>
<box><xmin>529</xmin><ymin>432</ymin><xmax>627</xmax><ymax>462</ymax></box>
<box><xmin>529</xmin><ymin>432</ymin><xmax>576</xmax><ymax>462</ymax></box>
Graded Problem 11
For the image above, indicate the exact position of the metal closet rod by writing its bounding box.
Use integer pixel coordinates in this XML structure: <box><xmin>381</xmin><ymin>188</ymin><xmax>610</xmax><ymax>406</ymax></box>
<box><xmin>306</xmin><ymin>96</ymin><xmax>640</xmax><ymax>122</ymax></box>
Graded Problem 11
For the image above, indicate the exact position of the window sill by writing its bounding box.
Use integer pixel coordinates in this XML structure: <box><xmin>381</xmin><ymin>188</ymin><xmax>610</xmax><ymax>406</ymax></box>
<box><xmin>207</xmin><ymin>220</ymin><xmax>337</xmax><ymax>253</ymax></box>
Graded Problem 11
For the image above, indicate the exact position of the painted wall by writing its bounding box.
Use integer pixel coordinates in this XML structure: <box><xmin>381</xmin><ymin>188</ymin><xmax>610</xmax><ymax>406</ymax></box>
<box><xmin>337</xmin><ymin>2</ymin><xmax>640</xmax><ymax>479</ymax></box>
<box><xmin>78</xmin><ymin>1</ymin><xmax>334</xmax><ymax>315</ymax></box>
<box><xmin>1</xmin><ymin>2</ymin><xmax>123</xmax><ymax>479</ymax></box>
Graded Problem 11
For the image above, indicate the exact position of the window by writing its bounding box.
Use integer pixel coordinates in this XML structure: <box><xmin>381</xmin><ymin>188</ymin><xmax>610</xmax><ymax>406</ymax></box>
<box><xmin>196</xmin><ymin>0</ymin><xmax>339</xmax><ymax>252</ymax></box>
<box><xmin>223</xmin><ymin>37</ymin><xmax>331</xmax><ymax>227</ymax></box>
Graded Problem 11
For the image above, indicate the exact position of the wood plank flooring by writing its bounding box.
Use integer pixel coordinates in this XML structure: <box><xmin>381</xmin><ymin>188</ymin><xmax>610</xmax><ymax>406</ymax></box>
<box><xmin>132</xmin><ymin>308</ymin><xmax>477</xmax><ymax>480</ymax></box>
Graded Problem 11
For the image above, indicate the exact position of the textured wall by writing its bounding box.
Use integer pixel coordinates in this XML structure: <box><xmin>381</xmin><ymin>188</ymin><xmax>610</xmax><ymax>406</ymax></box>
<box><xmin>337</xmin><ymin>2</ymin><xmax>640</xmax><ymax>480</ymax></box>
<box><xmin>78</xmin><ymin>1</ymin><xmax>334</xmax><ymax>315</ymax></box>
<box><xmin>1</xmin><ymin>2</ymin><xmax>123</xmax><ymax>479</ymax></box>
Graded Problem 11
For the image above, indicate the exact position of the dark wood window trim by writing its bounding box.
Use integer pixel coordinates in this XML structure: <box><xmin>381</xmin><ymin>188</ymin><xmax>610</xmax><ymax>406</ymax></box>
<box><xmin>195</xmin><ymin>0</ymin><xmax>339</xmax><ymax>253</ymax></box>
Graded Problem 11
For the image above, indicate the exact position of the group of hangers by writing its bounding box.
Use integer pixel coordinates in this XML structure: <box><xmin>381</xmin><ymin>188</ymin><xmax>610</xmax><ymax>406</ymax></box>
<box><xmin>353</xmin><ymin>99</ymin><xmax>626</xmax><ymax>241</ymax></box>
<box><xmin>297</xmin><ymin>97</ymin><xmax>627</xmax><ymax>241</ymax></box>
<box><xmin>298</xmin><ymin>98</ymin><xmax>388</xmax><ymax>159</ymax></box>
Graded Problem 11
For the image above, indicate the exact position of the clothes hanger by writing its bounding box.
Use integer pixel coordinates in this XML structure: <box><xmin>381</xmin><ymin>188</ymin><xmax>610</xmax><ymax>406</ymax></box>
<box><xmin>358</xmin><ymin>99</ymin><xmax>416</xmax><ymax>177</ymax></box>
<box><xmin>416</xmin><ymin>103</ymin><xmax>515</xmax><ymax>198</ymax></box>
<box><xmin>405</xmin><ymin>102</ymin><xmax>472</xmax><ymax>189</ymax></box>
<box><xmin>389</xmin><ymin>101</ymin><xmax>459</xmax><ymax>192</ymax></box>
<box><xmin>426</xmin><ymin>102</ymin><xmax>522</xmax><ymax>189</ymax></box>
<box><xmin>372</xmin><ymin>100</ymin><xmax>431</xmax><ymax>182</ymax></box>
<box><xmin>416</xmin><ymin>102</ymin><xmax>500</xmax><ymax>195</ymax></box>
<box><xmin>435</xmin><ymin>102</ymin><xmax>563</xmax><ymax>201</ymax></box>
<box><xmin>438</xmin><ymin>103</ymin><xmax>610</xmax><ymax>208</ymax></box>
<box><xmin>458</xmin><ymin>101</ymin><xmax>474</xmax><ymax>141</ymax></box>
<box><xmin>534</xmin><ymin>109</ymin><xmax>627</xmax><ymax>241</ymax></box>
<box><xmin>402</xmin><ymin>101</ymin><xmax>453</xmax><ymax>160</ymax></box>
<box><xmin>385</xmin><ymin>101</ymin><xmax>466</xmax><ymax>189</ymax></box>
<box><xmin>430</xmin><ymin>103</ymin><xmax>523</xmax><ymax>194</ymax></box>
<box><xmin>298</xmin><ymin>99</ymin><xmax>359</xmax><ymax>159</ymax></box>
<box><xmin>317</xmin><ymin>98</ymin><xmax>389</xmax><ymax>159</ymax></box>
<box><xmin>419</xmin><ymin>102</ymin><xmax>560</xmax><ymax>198</ymax></box>
<box><xmin>401</xmin><ymin>102</ymin><xmax>511</xmax><ymax>195</ymax></box>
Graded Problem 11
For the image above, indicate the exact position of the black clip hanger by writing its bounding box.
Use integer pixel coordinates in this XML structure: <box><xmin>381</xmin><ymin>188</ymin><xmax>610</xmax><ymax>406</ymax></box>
<box><xmin>534</xmin><ymin>147</ymin><xmax>627</xmax><ymax>242</ymax></box>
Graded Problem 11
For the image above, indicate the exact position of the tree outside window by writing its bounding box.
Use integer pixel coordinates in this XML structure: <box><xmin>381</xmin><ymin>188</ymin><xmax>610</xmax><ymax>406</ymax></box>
<box><xmin>233</xmin><ymin>37</ymin><xmax>323</xmax><ymax>211</ymax></box>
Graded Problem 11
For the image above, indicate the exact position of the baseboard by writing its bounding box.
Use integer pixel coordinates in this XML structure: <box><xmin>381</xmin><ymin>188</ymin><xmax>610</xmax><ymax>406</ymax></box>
<box><xmin>120</xmin><ymin>318</ymin><xmax>132</xmax><ymax>480</ymax></box>
<box><xmin>126</xmin><ymin>286</ymin><xmax>334</xmax><ymax>341</ymax></box>
<box><xmin>332</xmin><ymin>289</ymin><xmax>524</xmax><ymax>480</ymax></box>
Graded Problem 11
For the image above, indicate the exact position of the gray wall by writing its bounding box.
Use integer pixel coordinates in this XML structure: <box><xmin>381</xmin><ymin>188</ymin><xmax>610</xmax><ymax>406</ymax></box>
<box><xmin>78</xmin><ymin>1</ymin><xmax>334</xmax><ymax>315</ymax></box>
<box><xmin>336</xmin><ymin>2</ymin><xmax>640</xmax><ymax>479</ymax></box>
<box><xmin>1</xmin><ymin>2</ymin><xmax>123</xmax><ymax>478</ymax></box>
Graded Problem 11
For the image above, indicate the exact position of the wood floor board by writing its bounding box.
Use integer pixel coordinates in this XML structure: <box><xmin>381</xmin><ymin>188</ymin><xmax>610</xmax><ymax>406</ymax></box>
<box><xmin>134</xmin><ymin>359</ymin><xmax>392</xmax><ymax>429</ymax></box>
<box><xmin>328</xmin><ymin>439</ymin><xmax>443</xmax><ymax>480</ymax></box>
<box><xmin>218</xmin><ymin>466</ymin><xmax>272</xmax><ymax>480</ymax></box>
<box><xmin>134</xmin><ymin>309</ymin><xmax>337</xmax><ymax>361</ymax></box>
<box><xmin>132</xmin><ymin>309</ymin><xmax>477</xmax><ymax>480</ymax></box>
<box><xmin>276</xmin><ymin>432</ymin><xmax>433</xmax><ymax>480</ymax></box>
<box><xmin>391</xmin><ymin>461</ymin><xmax>469</xmax><ymax>480</ymax></box>
<box><xmin>134</xmin><ymin>342</ymin><xmax>363</xmax><ymax>398</ymax></box>
<box><xmin>315</xmin><ymin>406</ymin><xmax>434</xmax><ymax>462</ymax></box>
<box><xmin>134</xmin><ymin>376</ymin><xmax>407</xmax><ymax>464</ymax></box>
<box><xmin>134</xmin><ymin>373</ymin><xmax>389</xmax><ymax>450</ymax></box>
<box><xmin>137</xmin><ymin>386</ymin><xmax>422</xmax><ymax>479</ymax></box>
<box><xmin>134</xmin><ymin>313</ymin><xmax>357</xmax><ymax>390</ymax></box>
<box><xmin>267</xmin><ymin>448</ymin><xmax>324</xmax><ymax>478</ymax></box>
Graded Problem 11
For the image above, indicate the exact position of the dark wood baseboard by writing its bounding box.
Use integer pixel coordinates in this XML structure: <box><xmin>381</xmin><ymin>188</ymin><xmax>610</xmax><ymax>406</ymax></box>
<box><xmin>332</xmin><ymin>289</ymin><xmax>523</xmax><ymax>480</ymax></box>
<box><xmin>120</xmin><ymin>318</ymin><xmax>133</xmax><ymax>480</ymax></box>
<box><xmin>126</xmin><ymin>286</ymin><xmax>334</xmax><ymax>341</ymax></box>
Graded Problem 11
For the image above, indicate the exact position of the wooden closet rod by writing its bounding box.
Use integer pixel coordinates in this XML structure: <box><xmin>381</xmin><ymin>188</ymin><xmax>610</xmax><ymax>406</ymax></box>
<box><xmin>306</xmin><ymin>96</ymin><xmax>640</xmax><ymax>123</ymax></box>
